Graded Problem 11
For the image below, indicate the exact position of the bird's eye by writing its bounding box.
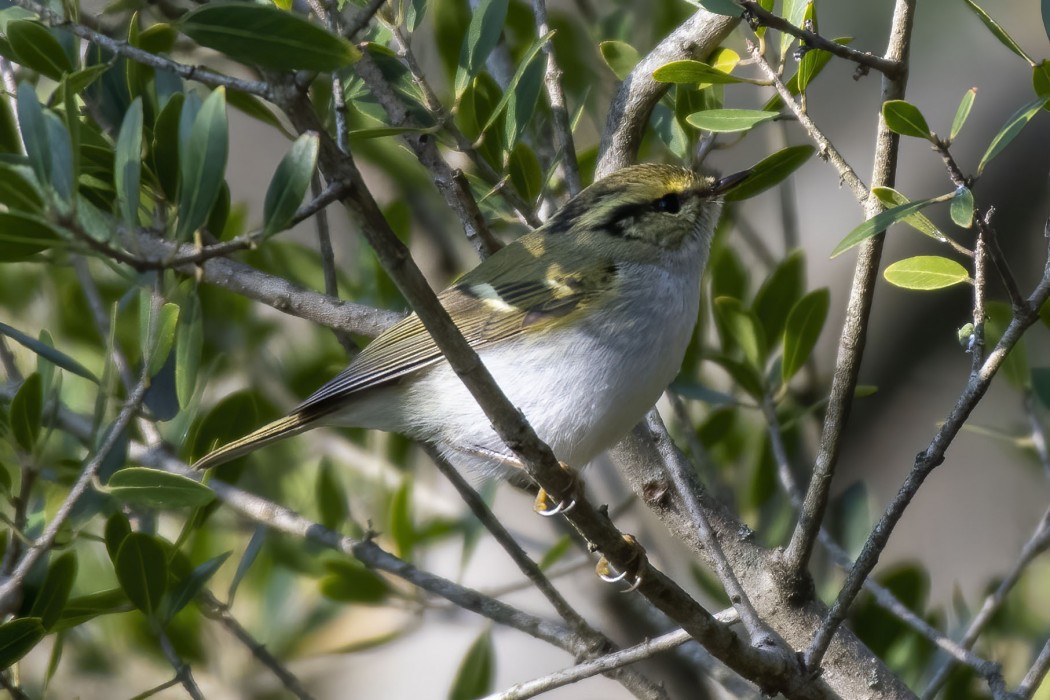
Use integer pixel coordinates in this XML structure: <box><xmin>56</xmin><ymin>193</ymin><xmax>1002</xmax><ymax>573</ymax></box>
<box><xmin>653</xmin><ymin>192</ymin><xmax>681</xmax><ymax>214</ymax></box>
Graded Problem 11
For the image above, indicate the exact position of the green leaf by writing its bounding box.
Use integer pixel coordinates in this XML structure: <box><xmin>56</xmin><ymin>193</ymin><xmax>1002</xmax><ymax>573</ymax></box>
<box><xmin>987</xmin><ymin>301</ymin><xmax>1029</xmax><ymax>388</ymax></box>
<box><xmin>0</xmin><ymin>321</ymin><xmax>97</xmax><ymax>383</ymax></box>
<box><xmin>652</xmin><ymin>59</ymin><xmax>753</xmax><ymax>84</ymax></box>
<box><xmin>1034</xmin><ymin>62</ymin><xmax>1050</xmax><ymax>108</ymax></box>
<box><xmin>714</xmin><ymin>297</ymin><xmax>767</xmax><ymax>370</ymax></box>
<box><xmin>164</xmin><ymin>551</ymin><xmax>231</xmax><ymax>619</ymax></box>
<box><xmin>724</xmin><ymin>145</ymin><xmax>814</xmax><ymax>202</ymax></box>
<box><xmin>883</xmin><ymin>256</ymin><xmax>970</xmax><ymax>290</ymax></box>
<box><xmin>316</xmin><ymin>458</ymin><xmax>348</xmax><ymax>530</ymax></box>
<box><xmin>6</xmin><ymin>21</ymin><xmax>74</xmax><ymax>80</ymax></box>
<box><xmin>782</xmin><ymin>288</ymin><xmax>829</xmax><ymax>383</ymax></box>
<box><xmin>175</xmin><ymin>292</ymin><xmax>203</xmax><ymax>408</ymax></box>
<box><xmin>11</xmin><ymin>372</ymin><xmax>42</xmax><ymax>452</ymax></box>
<box><xmin>796</xmin><ymin>1</ymin><xmax>819</xmax><ymax>94</ymax></box>
<box><xmin>55</xmin><ymin>589</ymin><xmax>130</xmax><ymax>630</ymax></box>
<box><xmin>686</xmin><ymin>108</ymin><xmax>778</xmax><ymax>133</ymax></box>
<box><xmin>599</xmin><ymin>40</ymin><xmax>639</xmax><ymax>80</ymax></box>
<box><xmin>114</xmin><ymin>97</ymin><xmax>143</xmax><ymax>228</ymax></box>
<box><xmin>0</xmin><ymin>618</ymin><xmax>45</xmax><ymax>669</ymax></box>
<box><xmin>537</xmin><ymin>535</ymin><xmax>573</xmax><ymax>571</ymax></box>
<box><xmin>763</xmin><ymin>37</ymin><xmax>852</xmax><ymax>111</ymax></box>
<box><xmin>1043</xmin><ymin>0</ymin><xmax>1050</xmax><ymax>46</ymax></box>
<box><xmin>226</xmin><ymin>90</ymin><xmax>294</xmax><ymax>138</ymax></box>
<box><xmin>42</xmin><ymin>111</ymin><xmax>74</xmax><ymax>202</ymax></box>
<box><xmin>107</xmin><ymin>467</ymin><xmax>215</xmax><ymax>509</ymax></box>
<box><xmin>449</xmin><ymin>629</ymin><xmax>494</xmax><ymax>700</ymax></box>
<box><xmin>146</xmin><ymin>302</ymin><xmax>179</xmax><ymax>378</ymax></box>
<box><xmin>0</xmin><ymin>211</ymin><xmax>62</xmax><ymax>261</ymax></box>
<box><xmin>152</xmin><ymin>92</ymin><xmax>184</xmax><ymax>200</ymax></box>
<box><xmin>179</xmin><ymin>3</ymin><xmax>359</xmax><ymax>71</ymax></box>
<box><xmin>753</xmin><ymin>250</ymin><xmax>805</xmax><ymax>344</ymax></box>
<box><xmin>389</xmin><ymin>480</ymin><xmax>415</xmax><ymax>561</ymax></box>
<box><xmin>871</xmin><ymin>187</ymin><xmax>947</xmax><ymax>242</ymax></box>
<box><xmin>318</xmin><ymin>558</ymin><xmax>390</xmax><ymax>603</ymax></box>
<box><xmin>706</xmin><ymin>354</ymin><xmax>765</xmax><ymax>399</ymax></box>
<box><xmin>0</xmin><ymin>163</ymin><xmax>44</xmax><ymax>212</ymax></box>
<box><xmin>114</xmin><ymin>533</ymin><xmax>168</xmax><ymax>617</ymax></box>
<box><xmin>455</xmin><ymin>0</ymin><xmax>509</xmax><ymax>95</ymax></box>
<box><xmin>977</xmin><ymin>95</ymin><xmax>1045</xmax><ymax>175</ymax></box>
<box><xmin>830</xmin><ymin>195</ymin><xmax>949</xmax><ymax>258</ymax></box>
<box><xmin>1032</xmin><ymin>367</ymin><xmax>1050</xmax><ymax>410</ymax></box>
<box><xmin>882</xmin><ymin>100</ymin><xmax>932</xmax><ymax>139</ymax></box>
<box><xmin>16</xmin><ymin>83</ymin><xmax>51</xmax><ymax>196</ymax></box>
<box><xmin>177</xmin><ymin>87</ymin><xmax>228</xmax><ymax>240</ymax></box>
<box><xmin>950</xmin><ymin>87</ymin><xmax>977</xmax><ymax>142</ymax></box>
<box><xmin>962</xmin><ymin>0</ymin><xmax>1035</xmax><ymax>65</ymax></box>
<box><xmin>695</xmin><ymin>0</ymin><xmax>741</xmax><ymax>16</ymax></box>
<box><xmin>950</xmin><ymin>187</ymin><xmax>974</xmax><ymax>228</ymax></box>
<box><xmin>780</xmin><ymin>0</ymin><xmax>809</xmax><ymax>57</ymax></box>
<box><xmin>263</xmin><ymin>133</ymin><xmax>319</xmax><ymax>238</ymax></box>
<box><xmin>104</xmin><ymin>512</ymin><xmax>132</xmax><ymax>563</ymax></box>
<box><xmin>29</xmin><ymin>551</ymin><xmax>77</xmax><ymax>630</ymax></box>
<box><xmin>496</xmin><ymin>35</ymin><xmax>550</xmax><ymax>149</ymax></box>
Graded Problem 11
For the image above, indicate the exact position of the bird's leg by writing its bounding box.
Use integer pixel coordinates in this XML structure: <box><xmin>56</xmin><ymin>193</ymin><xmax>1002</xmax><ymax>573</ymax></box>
<box><xmin>595</xmin><ymin>534</ymin><xmax>647</xmax><ymax>592</ymax></box>
<box><xmin>532</xmin><ymin>461</ymin><xmax>583</xmax><ymax>517</ymax></box>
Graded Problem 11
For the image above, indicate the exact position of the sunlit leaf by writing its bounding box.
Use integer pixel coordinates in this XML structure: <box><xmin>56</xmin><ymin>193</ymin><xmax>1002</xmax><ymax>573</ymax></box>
<box><xmin>108</xmin><ymin>467</ymin><xmax>215</xmax><ymax>509</ymax></box>
<box><xmin>830</xmin><ymin>195</ymin><xmax>949</xmax><ymax>258</ymax></box>
<box><xmin>962</xmin><ymin>0</ymin><xmax>1035</xmax><ymax>64</ymax></box>
<box><xmin>686</xmin><ymin>108</ymin><xmax>778</xmax><ymax>133</ymax></box>
<box><xmin>652</xmin><ymin>59</ymin><xmax>755</xmax><ymax>84</ymax></box>
<box><xmin>882</xmin><ymin>100</ymin><xmax>932</xmax><ymax>139</ymax></box>
<box><xmin>950</xmin><ymin>187</ymin><xmax>974</xmax><ymax>228</ymax></box>
<box><xmin>883</xmin><ymin>256</ymin><xmax>970</xmax><ymax>290</ymax></box>
<box><xmin>977</xmin><ymin>95</ymin><xmax>1045</xmax><ymax>174</ymax></box>
<box><xmin>871</xmin><ymin>187</ymin><xmax>947</xmax><ymax>242</ymax></box>
<box><xmin>724</xmin><ymin>145</ymin><xmax>814</xmax><ymax>202</ymax></box>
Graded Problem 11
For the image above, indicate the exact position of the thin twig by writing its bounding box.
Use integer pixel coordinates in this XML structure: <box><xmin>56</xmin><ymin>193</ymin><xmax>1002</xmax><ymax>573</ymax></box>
<box><xmin>158</xmin><ymin>629</ymin><xmax>205</xmax><ymax>700</ymax></box>
<box><xmin>531</xmin><ymin>0</ymin><xmax>581</xmax><ymax>196</ymax></box>
<box><xmin>971</xmin><ymin>232</ymin><xmax>988</xmax><ymax>369</ymax></box>
<box><xmin>344</xmin><ymin>0</ymin><xmax>386</xmax><ymax>40</ymax></box>
<box><xmin>310</xmin><ymin>175</ymin><xmax>357</xmax><ymax>355</ymax></box>
<box><xmin>737</xmin><ymin>0</ymin><xmax>901</xmax><ymax>78</ymax></box>
<box><xmin>0</xmin><ymin>672</ymin><xmax>33</xmax><ymax>700</ymax></box>
<box><xmin>1015</xmin><ymin>637</ymin><xmax>1050</xmax><ymax>700</ymax></box>
<box><xmin>0</xmin><ymin>337</ymin><xmax>22</xmax><ymax>382</ymax></box>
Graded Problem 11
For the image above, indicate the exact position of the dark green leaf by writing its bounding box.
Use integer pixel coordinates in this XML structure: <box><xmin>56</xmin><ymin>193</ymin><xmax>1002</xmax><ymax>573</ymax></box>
<box><xmin>16</xmin><ymin>82</ymin><xmax>50</xmax><ymax>192</ymax></box>
<box><xmin>796</xmin><ymin>1</ymin><xmax>819</xmax><ymax>93</ymax></box>
<box><xmin>0</xmin><ymin>321</ymin><xmax>97</xmax><ymax>383</ymax></box>
<box><xmin>753</xmin><ymin>250</ymin><xmax>805</xmax><ymax>344</ymax></box>
<box><xmin>653</xmin><ymin>59</ymin><xmax>753</xmax><ymax>85</ymax></box>
<box><xmin>978</xmin><ymin>95</ymin><xmax>1046</xmax><ymax>174</ymax></box>
<box><xmin>11</xmin><ymin>372</ymin><xmax>42</xmax><ymax>452</ymax></box>
<box><xmin>449</xmin><ymin>629</ymin><xmax>494</xmax><ymax>700</ymax></box>
<box><xmin>724</xmin><ymin>145</ymin><xmax>814</xmax><ymax>202</ymax></box>
<box><xmin>318</xmin><ymin>558</ymin><xmax>390</xmax><ymax>603</ymax></box>
<box><xmin>0</xmin><ymin>211</ymin><xmax>62</xmax><ymax>261</ymax></box>
<box><xmin>389</xmin><ymin>480</ymin><xmax>414</xmax><ymax>561</ymax></box>
<box><xmin>104</xmin><ymin>512</ymin><xmax>132</xmax><ymax>563</ymax></box>
<box><xmin>108</xmin><ymin>467</ymin><xmax>215</xmax><ymax>509</ymax></box>
<box><xmin>0</xmin><ymin>93</ymin><xmax>20</xmax><ymax>153</ymax></box>
<box><xmin>962</xmin><ymin>0</ymin><xmax>1035</xmax><ymax>64</ymax></box>
<box><xmin>177</xmin><ymin>87</ymin><xmax>228</xmax><ymax>240</ymax></box>
<box><xmin>263</xmin><ymin>133</ymin><xmax>319</xmax><ymax>238</ymax></box>
<box><xmin>782</xmin><ymin>288</ymin><xmax>829</xmax><ymax>383</ymax></box>
<box><xmin>152</xmin><ymin>92</ymin><xmax>184</xmax><ymax>200</ymax></box>
<box><xmin>55</xmin><ymin>589</ymin><xmax>131</xmax><ymax>630</ymax></box>
<box><xmin>6</xmin><ymin>21</ymin><xmax>74</xmax><ymax>80</ymax></box>
<box><xmin>599</xmin><ymin>40</ymin><xmax>639</xmax><ymax>80</ymax></box>
<box><xmin>882</xmin><ymin>100</ymin><xmax>932</xmax><ymax>139</ymax></box>
<box><xmin>226</xmin><ymin>89</ymin><xmax>294</xmax><ymax>138</ymax></box>
<box><xmin>714</xmin><ymin>297</ymin><xmax>767</xmax><ymax>370</ymax></box>
<box><xmin>175</xmin><ymin>292</ymin><xmax>203</xmax><ymax>408</ymax></box>
<box><xmin>114</xmin><ymin>533</ymin><xmax>168</xmax><ymax>617</ymax></box>
<box><xmin>455</xmin><ymin>0</ymin><xmax>509</xmax><ymax>95</ymax></box>
<box><xmin>114</xmin><ymin>96</ymin><xmax>143</xmax><ymax>228</ymax></box>
<box><xmin>950</xmin><ymin>187</ymin><xmax>974</xmax><ymax>228</ymax></box>
<box><xmin>830</xmin><ymin>195</ymin><xmax>948</xmax><ymax>258</ymax></box>
<box><xmin>164</xmin><ymin>551</ymin><xmax>231</xmax><ymax>619</ymax></box>
<box><xmin>147</xmin><ymin>302</ymin><xmax>179</xmax><ymax>379</ymax></box>
<box><xmin>871</xmin><ymin>187</ymin><xmax>946</xmax><ymax>242</ymax></box>
<box><xmin>316</xmin><ymin>458</ymin><xmax>348</xmax><ymax>530</ymax></box>
<box><xmin>0</xmin><ymin>163</ymin><xmax>44</xmax><ymax>212</ymax></box>
<box><xmin>950</xmin><ymin>87</ymin><xmax>978</xmax><ymax>141</ymax></box>
<box><xmin>228</xmin><ymin>526</ymin><xmax>265</xmax><ymax>603</ymax></box>
<box><xmin>501</xmin><ymin>43</ymin><xmax>548</xmax><ymax>150</ymax></box>
<box><xmin>1032</xmin><ymin>367</ymin><xmax>1050</xmax><ymax>410</ymax></box>
<box><xmin>0</xmin><ymin>618</ymin><xmax>45</xmax><ymax>669</ymax></box>
<box><xmin>696</xmin><ymin>0</ymin><xmax>741</xmax><ymax>16</ymax></box>
<box><xmin>706</xmin><ymin>354</ymin><xmax>764</xmax><ymax>399</ymax></box>
<box><xmin>686</xmin><ymin>108</ymin><xmax>778</xmax><ymax>133</ymax></box>
<box><xmin>883</xmin><ymin>256</ymin><xmax>970</xmax><ymax>291</ymax></box>
<box><xmin>42</xmin><ymin>111</ymin><xmax>73</xmax><ymax>202</ymax></box>
<box><xmin>180</xmin><ymin>3</ymin><xmax>359</xmax><ymax>71</ymax></box>
<box><xmin>29</xmin><ymin>551</ymin><xmax>77</xmax><ymax>630</ymax></box>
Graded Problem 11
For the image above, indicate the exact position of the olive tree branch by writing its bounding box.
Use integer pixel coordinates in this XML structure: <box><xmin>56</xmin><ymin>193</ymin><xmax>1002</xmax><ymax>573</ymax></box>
<box><xmin>531</xmin><ymin>0</ymin><xmax>582</xmax><ymax>196</ymax></box>
<box><xmin>1015</xmin><ymin>638</ymin><xmax>1050</xmax><ymax>700</ymax></box>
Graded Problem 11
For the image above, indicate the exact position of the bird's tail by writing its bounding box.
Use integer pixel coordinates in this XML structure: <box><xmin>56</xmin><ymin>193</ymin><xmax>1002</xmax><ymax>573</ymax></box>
<box><xmin>191</xmin><ymin>412</ymin><xmax>312</xmax><ymax>471</ymax></box>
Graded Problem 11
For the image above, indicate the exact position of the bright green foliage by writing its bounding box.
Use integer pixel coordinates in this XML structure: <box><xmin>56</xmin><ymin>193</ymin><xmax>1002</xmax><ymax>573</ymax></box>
<box><xmin>883</xmin><ymin>256</ymin><xmax>970</xmax><ymax>291</ymax></box>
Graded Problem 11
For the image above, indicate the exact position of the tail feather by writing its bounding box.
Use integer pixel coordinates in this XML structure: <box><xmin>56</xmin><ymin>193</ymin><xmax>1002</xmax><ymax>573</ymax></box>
<box><xmin>191</xmin><ymin>413</ymin><xmax>312</xmax><ymax>471</ymax></box>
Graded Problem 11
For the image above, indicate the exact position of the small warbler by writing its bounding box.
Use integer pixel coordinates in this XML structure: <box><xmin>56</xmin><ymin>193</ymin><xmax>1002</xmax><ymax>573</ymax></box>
<box><xmin>193</xmin><ymin>163</ymin><xmax>748</xmax><ymax>488</ymax></box>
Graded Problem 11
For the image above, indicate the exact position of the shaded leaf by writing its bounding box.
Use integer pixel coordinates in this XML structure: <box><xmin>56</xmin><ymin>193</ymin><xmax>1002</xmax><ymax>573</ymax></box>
<box><xmin>950</xmin><ymin>187</ymin><xmax>974</xmax><ymax>228</ymax></box>
<box><xmin>882</xmin><ymin>100</ymin><xmax>932</xmax><ymax>139</ymax></box>
<box><xmin>0</xmin><ymin>211</ymin><xmax>62</xmax><ymax>261</ymax></box>
<box><xmin>714</xmin><ymin>297</ymin><xmax>767</xmax><ymax>370</ymax></box>
<box><xmin>11</xmin><ymin>372</ymin><xmax>42</xmax><ymax>452</ymax></box>
<box><xmin>883</xmin><ymin>256</ymin><xmax>970</xmax><ymax>290</ymax></box>
<box><xmin>0</xmin><ymin>321</ymin><xmax>97</xmax><ymax>383</ymax></box>
<box><xmin>455</xmin><ymin>0</ymin><xmax>509</xmax><ymax>95</ymax></box>
<box><xmin>599</xmin><ymin>40</ymin><xmax>639</xmax><ymax>80</ymax></box>
<box><xmin>724</xmin><ymin>145</ymin><xmax>814</xmax><ymax>202</ymax></box>
<box><xmin>6</xmin><ymin>21</ymin><xmax>74</xmax><ymax>80</ymax></box>
<box><xmin>164</xmin><ymin>551</ymin><xmax>231</xmax><ymax>619</ymax></box>
<box><xmin>449</xmin><ymin>629</ymin><xmax>494</xmax><ymax>700</ymax></box>
<box><xmin>114</xmin><ymin>97</ymin><xmax>143</xmax><ymax>228</ymax></box>
<box><xmin>148</xmin><ymin>303</ymin><xmax>179</xmax><ymax>378</ymax></box>
<box><xmin>114</xmin><ymin>533</ymin><xmax>168</xmax><ymax>617</ymax></box>
<box><xmin>782</xmin><ymin>288</ymin><xmax>829</xmax><ymax>383</ymax></box>
<box><xmin>180</xmin><ymin>3</ymin><xmax>359</xmax><ymax>71</ymax></box>
<box><xmin>831</xmin><ymin>195</ymin><xmax>949</xmax><ymax>258</ymax></box>
<box><xmin>706</xmin><ymin>354</ymin><xmax>764</xmax><ymax>399</ymax></box>
<box><xmin>55</xmin><ymin>589</ymin><xmax>130</xmax><ymax>630</ymax></box>
<box><xmin>537</xmin><ymin>535</ymin><xmax>573</xmax><ymax>571</ymax></box>
<box><xmin>0</xmin><ymin>163</ymin><xmax>44</xmax><ymax>212</ymax></box>
<box><xmin>175</xmin><ymin>292</ymin><xmax>203</xmax><ymax>408</ymax></box>
<box><xmin>0</xmin><ymin>618</ymin><xmax>45</xmax><ymax>669</ymax></box>
<box><xmin>177</xmin><ymin>87</ymin><xmax>228</xmax><ymax>240</ymax></box>
<box><xmin>686</xmin><ymin>108</ymin><xmax>778</xmax><ymax>133</ymax></box>
<box><xmin>104</xmin><ymin>512</ymin><xmax>132</xmax><ymax>562</ymax></box>
<box><xmin>319</xmin><ymin>558</ymin><xmax>390</xmax><ymax>603</ymax></box>
<box><xmin>1032</xmin><ymin>367</ymin><xmax>1050</xmax><ymax>410</ymax></box>
<box><xmin>962</xmin><ymin>0</ymin><xmax>1035</xmax><ymax>64</ymax></box>
<box><xmin>316</xmin><ymin>458</ymin><xmax>348</xmax><ymax>530</ymax></box>
<box><xmin>753</xmin><ymin>250</ymin><xmax>805</xmax><ymax>344</ymax></box>
<box><xmin>977</xmin><ymin>95</ymin><xmax>1046</xmax><ymax>174</ymax></box>
<box><xmin>389</xmin><ymin>480</ymin><xmax>415</xmax><ymax>561</ymax></box>
<box><xmin>29</xmin><ymin>551</ymin><xmax>77</xmax><ymax>630</ymax></box>
<box><xmin>263</xmin><ymin>133</ymin><xmax>319</xmax><ymax>238</ymax></box>
<box><xmin>108</xmin><ymin>467</ymin><xmax>215</xmax><ymax>509</ymax></box>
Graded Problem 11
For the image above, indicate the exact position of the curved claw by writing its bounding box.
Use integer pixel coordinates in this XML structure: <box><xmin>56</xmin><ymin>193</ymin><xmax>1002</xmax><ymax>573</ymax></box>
<box><xmin>597</xmin><ymin>566</ymin><xmax>629</xmax><ymax>584</ymax></box>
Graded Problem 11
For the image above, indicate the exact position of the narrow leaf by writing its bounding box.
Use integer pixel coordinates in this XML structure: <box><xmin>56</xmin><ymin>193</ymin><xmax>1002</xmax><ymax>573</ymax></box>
<box><xmin>714</xmin><ymin>297</ymin><xmax>767</xmax><ymax>370</ymax></box>
<box><xmin>652</xmin><ymin>59</ymin><xmax>754</xmax><ymax>84</ymax></box>
<box><xmin>950</xmin><ymin>88</ymin><xmax>977</xmax><ymax>141</ymax></box>
<box><xmin>177</xmin><ymin>87</ymin><xmax>228</xmax><ymax>240</ymax></box>
<box><xmin>0</xmin><ymin>321</ymin><xmax>98</xmax><ymax>383</ymax></box>
<box><xmin>780</xmin><ymin>0</ymin><xmax>809</xmax><ymax>57</ymax></box>
<box><xmin>11</xmin><ymin>372</ymin><xmax>42</xmax><ymax>452</ymax></box>
<box><xmin>114</xmin><ymin>97</ymin><xmax>143</xmax><ymax>228</ymax></box>
<box><xmin>782</xmin><ymin>288</ymin><xmax>830</xmax><ymax>383</ymax></box>
<box><xmin>318</xmin><ymin>558</ymin><xmax>389</xmax><ymax>603</ymax></box>
<box><xmin>977</xmin><ymin>95</ymin><xmax>1046</xmax><ymax>174</ymax></box>
<box><xmin>882</xmin><ymin>100</ymin><xmax>932</xmax><ymax>139</ymax></box>
<box><xmin>830</xmin><ymin>195</ymin><xmax>948</xmax><ymax>258</ymax></box>
<box><xmin>6</xmin><ymin>21</ymin><xmax>74</xmax><ymax>80</ymax></box>
<box><xmin>114</xmin><ymin>533</ymin><xmax>168</xmax><ymax>617</ymax></box>
<box><xmin>165</xmin><ymin>551</ymin><xmax>231</xmax><ymax>619</ymax></box>
<box><xmin>950</xmin><ymin>187</ymin><xmax>975</xmax><ymax>228</ymax></box>
<box><xmin>263</xmin><ymin>133</ymin><xmax>320</xmax><ymax>238</ymax></box>
<box><xmin>883</xmin><ymin>256</ymin><xmax>970</xmax><ymax>290</ymax></box>
<box><xmin>148</xmin><ymin>303</ymin><xmax>180</xmax><ymax>378</ymax></box>
<box><xmin>871</xmin><ymin>187</ymin><xmax>946</xmax><ymax>242</ymax></box>
<box><xmin>0</xmin><ymin>618</ymin><xmax>45</xmax><ymax>669</ymax></box>
<box><xmin>724</xmin><ymin>145</ymin><xmax>814</xmax><ymax>202</ymax></box>
<box><xmin>175</xmin><ymin>292</ymin><xmax>203</xmax><ymax>408</ymax></box>
<box><xmin>455</xmin><ymin>0</ymin><xmax>509</xmax><ymax>95</ymax></box>
<box><xmin>108</xmin><ymin>467</ymin><xmax>215</xmax><ymax>509</ymax></box>
<box><xmin>180</xmin><ymin>3</ymin><xmax>359</xmax><ymax>71</ymax></box>
<box><xmin>962</xmin><ymin>0</ymin><xmax>1035</xmax><ymax>64</ymax></box>
<box><xmin>686</xmin><ymin>109</ymin><xmax>778</xmax><ymax>133</ymax></box>
<box><xmin>753</xmin><ymin>250</ymin><xmax>806</xmax><ymax>344</ymax></box>
<box><xmin>449</xmin><ymin>630</ymin><xmax>494</xmax><ymax>700</ymax></box>
<box><xmin>0</xmin><ymin>211</ymin><xmax>61</xmax><ymax>261</ymax></box>
<box><xmin>29</xmin><ymin>551</ymin><xmax>77</xmax><ymax>630</ymax></box>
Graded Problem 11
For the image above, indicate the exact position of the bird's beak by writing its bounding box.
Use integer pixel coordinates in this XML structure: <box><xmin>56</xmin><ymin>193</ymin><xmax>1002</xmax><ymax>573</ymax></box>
<box><xmin>712</xmin><ymin>169</ymin><xmax>752</xmax><ymax>195</ymax></box>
